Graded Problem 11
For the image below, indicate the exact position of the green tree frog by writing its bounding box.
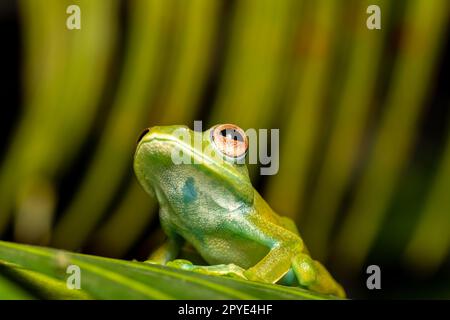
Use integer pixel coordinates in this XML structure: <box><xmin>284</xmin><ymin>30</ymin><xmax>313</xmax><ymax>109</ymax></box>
<box><xmin>134</xmin><ymin>124</ymin><xmax>345</xmax><ymax>298</ymax></box>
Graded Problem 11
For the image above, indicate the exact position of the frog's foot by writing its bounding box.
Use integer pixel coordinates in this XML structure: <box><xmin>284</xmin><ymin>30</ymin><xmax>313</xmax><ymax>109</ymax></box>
<box><xmin>291</xmin><ymin>253</ymin><xmax>346</xmax><ymax>298</ymax></box>
<box><xmin>166</xmin><ymin>259</ymin><xmax>248</xmax><ymax>280</ymax></box>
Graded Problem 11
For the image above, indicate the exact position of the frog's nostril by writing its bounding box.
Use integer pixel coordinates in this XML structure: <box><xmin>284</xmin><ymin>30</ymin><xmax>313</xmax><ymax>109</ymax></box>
<box><xmin>137</xmin><ymin>128</ymin><xmax>150</xmax><ymax>144</ymax></box>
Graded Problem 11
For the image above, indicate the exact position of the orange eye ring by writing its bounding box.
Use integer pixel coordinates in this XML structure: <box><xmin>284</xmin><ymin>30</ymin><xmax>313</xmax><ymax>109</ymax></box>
<box><xmin>210</xmin><ymin>124</ymin><xmax>248</xmax><ymax>160</ymax></box>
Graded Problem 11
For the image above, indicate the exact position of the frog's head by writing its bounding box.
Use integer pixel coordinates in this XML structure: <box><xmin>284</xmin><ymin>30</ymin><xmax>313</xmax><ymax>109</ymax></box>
<box><xmin>134</xmin><ymin>124</ymin><xmax>254</xmax><ymax>215</ymax></box>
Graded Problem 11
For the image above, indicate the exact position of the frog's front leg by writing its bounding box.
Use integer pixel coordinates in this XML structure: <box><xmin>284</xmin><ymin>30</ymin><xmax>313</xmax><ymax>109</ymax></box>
<box><xmin>147</xmin><ymin>234</ymin><xmax>247</xmax><ymax>280</ymax></box>
<box><xmin>243</xmin><ymin>239</ymin><xmax>301</xmax><ymax>283</ymax></box>
<box><xmin>238</xmin><ymin>218</ymin><xmax>346</xmax><ymax>298</ymax></box>
<box><xmin>244</xmin><ymin>241</ymin><xmax>345</xmax><ymax>298</ymax></box>
<box><xmin>146</xmin><ymin>231</ymin><xmax>184</xmax><ymax>264</ymax></box>
<box><xmin>166</xmin><ymin>259</ymin><xmax>247</xmax><ymax>280</ymax></box>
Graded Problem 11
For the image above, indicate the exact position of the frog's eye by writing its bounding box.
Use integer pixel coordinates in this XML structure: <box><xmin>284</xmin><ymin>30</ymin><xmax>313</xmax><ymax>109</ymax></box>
<box><xmin>210</xmin><ymin>124</ymin><xmax>248</xmax><ymax>161</ymax></box>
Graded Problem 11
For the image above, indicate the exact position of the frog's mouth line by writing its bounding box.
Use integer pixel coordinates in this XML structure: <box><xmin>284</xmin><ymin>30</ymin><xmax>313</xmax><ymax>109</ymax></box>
<box><xmin>136</xmin><ymin>132</ymin><xmax>253</xmax><ymax>202</ymax></box>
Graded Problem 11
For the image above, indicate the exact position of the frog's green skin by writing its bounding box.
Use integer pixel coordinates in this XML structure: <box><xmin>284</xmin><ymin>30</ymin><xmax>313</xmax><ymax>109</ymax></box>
<box><xmin>134</xmin><ymin>125</ymin><xmax>346</xmax><ymax>298</ymax></box>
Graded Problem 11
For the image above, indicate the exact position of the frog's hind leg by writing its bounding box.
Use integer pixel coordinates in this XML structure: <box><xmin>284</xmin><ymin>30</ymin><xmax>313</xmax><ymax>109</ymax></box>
<box><xmin>166</xmin><ymin>259</ymin><xmax>247</xmax><ymax>280</ymax></box>
<box><xmin>291</xmin><ymin>253</ymin><xmax>346</xmax><ymax>298</ymax></box>
<box><xmin>279</xmin><ymin>216</ymin><xmax>300</xmax><ymax>235</ymax></box>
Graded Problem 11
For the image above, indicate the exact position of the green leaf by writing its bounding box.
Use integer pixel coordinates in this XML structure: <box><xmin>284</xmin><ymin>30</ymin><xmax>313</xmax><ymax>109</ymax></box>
<box><xmin>0</xmin><ymin>272</ymin><xmax>34</xmax><ymax>300</ymax></box>
<box><xmin>0</xmin><ymin>240</ymin><xmax>338</xmax><ymax>300</ymax></box>
<box><xmin>0</xmin><ymin>266</ymin><xmax>91</xmax><ymax>300</ymax></box>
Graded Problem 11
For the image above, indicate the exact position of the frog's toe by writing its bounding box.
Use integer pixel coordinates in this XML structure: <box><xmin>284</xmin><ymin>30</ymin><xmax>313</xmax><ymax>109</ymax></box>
<box><xmin>166</xmin><ymin>259</ymin><xmax>194</xmax><ymax>269</ymax></box>
<box><xmin>220</xmin><ymin>264</ymin><xmax>248</xmax><ymax>280</ymax></box>
<box><xmin>205</xmin><ymin>264</ymin><xmax>247</xmax><ymax>280</ymax></box>
<box><xmin>143</xmin><ymin>259</ymin><xmax>162</xmax><ymax>265</ymax></box>
<box><xmin>167</xmin><ymin>260</ymin><xmax>248</xmax><ymax>280</ymax></box>
<box><xmin>292</xmin><ymin>254</ymin><xmax>346</xmax><ymax>298</ymax></box>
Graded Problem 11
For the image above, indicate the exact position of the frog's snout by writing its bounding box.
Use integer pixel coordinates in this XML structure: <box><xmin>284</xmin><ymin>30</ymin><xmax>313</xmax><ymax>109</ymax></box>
<box><xmin>136</xmin><ymin>125</ymin><xmax>191</xmax><ymax>147</ymax></box>
<box><xmin>137</xmin><ymin>127</ymin><xmax>151</xmax><ymax>145</ymax></box>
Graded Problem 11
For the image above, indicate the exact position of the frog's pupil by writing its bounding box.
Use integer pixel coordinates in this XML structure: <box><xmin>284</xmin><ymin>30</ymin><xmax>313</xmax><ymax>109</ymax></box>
<box><xmin>220</xmin><ymin>129</ymin><xmax>243</xmax><ymax>141</ymax></box>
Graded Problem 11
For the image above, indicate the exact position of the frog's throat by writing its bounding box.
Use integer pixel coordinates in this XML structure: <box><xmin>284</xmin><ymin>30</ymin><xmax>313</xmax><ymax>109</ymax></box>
<box><xmin>137</xmin><ymin>132</ymin><xmax>253</xmax><ymax>203</ymax></box>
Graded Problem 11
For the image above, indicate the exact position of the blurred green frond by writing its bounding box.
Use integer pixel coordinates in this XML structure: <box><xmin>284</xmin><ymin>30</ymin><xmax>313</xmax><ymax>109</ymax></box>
<box><xmin>0</xmin><ymin>0</ymin><xmax>449</xmax><ymax>299</ymax></box>
<box><xmin>334</xmin><ymin>0</ymin><xmax>449</xmax><ymax>270</ymax></box>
